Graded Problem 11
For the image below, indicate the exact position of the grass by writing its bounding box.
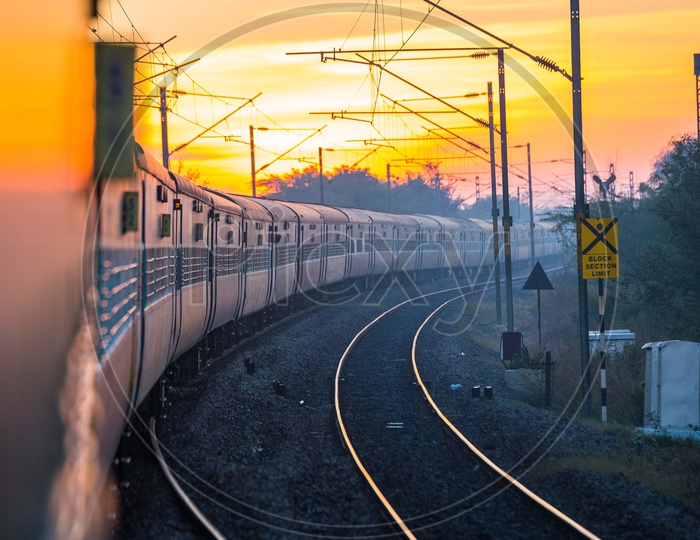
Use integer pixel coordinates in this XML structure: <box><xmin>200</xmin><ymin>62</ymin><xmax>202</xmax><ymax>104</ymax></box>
<box><xmin>528</xmin><ymin>428</ymin><xmax>700</xmax><ymax>512</ymax></box>
<box><xmin>460</xmin><ymin>272</ymin><xmax>700</xmax><ymax>511</ymax></box>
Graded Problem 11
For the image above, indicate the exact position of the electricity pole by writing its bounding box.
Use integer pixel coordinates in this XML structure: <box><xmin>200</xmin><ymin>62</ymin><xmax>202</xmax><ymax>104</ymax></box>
<box><xmin>498</xmin><ymin>48</ymin><xmax>514</xmax><ymax>332</ymax></box>
<box><xmin>420</xmin><ymin>0</ymin><xmax>591</xmax><ymax>413</ymax></box>
<box><xmin>386</xmin><ymin>164</ymin><xmax>391</xmax><ymax>212</ymax></box>
<box><xmin>487</xmin><ymin>81</ymin><xmax>502</xmax><ymax>326</ymax></box>
<box><xmin>527</xmin><ymin>143</ymin><xmax>535</xmax><ymax>268</ymax></box>
<box><xmin>160</xmin><ymin>87</ymin><xmax>169</xmax><ymax>170</ymax></box>
<box><xmin>695</xmin><ymin>54</ymin><xmax>700</xmax><ymax>138</ymax></box>
<box><xmin>249</xmin><ymin>125</ymin><xmax>257</xmax><ymax>198</ymax></box>
<box><xmin>571</xmin><ymin>0</ymin><xmax>591</xmax><ymax>414</ymax></box>
<box><xmin>318</xmin><ymin>146</ymin><xmax>325</xmax><ymax>204</ymax></box>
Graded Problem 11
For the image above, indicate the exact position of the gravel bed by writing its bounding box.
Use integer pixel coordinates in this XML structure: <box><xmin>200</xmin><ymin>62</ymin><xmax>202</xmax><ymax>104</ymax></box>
<box><xmin>416</xmin><ymin>299</ymin><xmax>700</xmax><ymax>540</ymax></box>
<box><xmin>338</xmin><ymin>290</ymin><xmax>576</xmax><ymax>539</ymax></box>
<box><xmin>114</xmin><ymin>276</ymin><xmax>700</xmax><ymax>539</ymax></box>
<box><xmin>115</xmin><ymin>278</ymin><xmax>461</xmax><ymax>539</ymax></box>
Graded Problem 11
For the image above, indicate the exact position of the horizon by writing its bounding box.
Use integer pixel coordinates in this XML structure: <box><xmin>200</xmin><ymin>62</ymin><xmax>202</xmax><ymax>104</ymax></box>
<box><xmin>99</xmin><ymin>1</ymin><xmax>698</xmax><ymax>212</ymax></box>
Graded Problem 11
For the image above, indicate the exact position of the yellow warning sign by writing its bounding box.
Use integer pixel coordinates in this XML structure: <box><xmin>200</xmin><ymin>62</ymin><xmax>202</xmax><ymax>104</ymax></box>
<box><xmin>580</xmin><ymin>218</ymin><xmax>619</xmax><ymax>279</ymax></box>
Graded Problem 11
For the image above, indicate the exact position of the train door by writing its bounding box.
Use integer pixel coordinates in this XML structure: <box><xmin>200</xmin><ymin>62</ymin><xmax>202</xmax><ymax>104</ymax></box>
<box><xmin>392</xmin><ymin>225</ymin><xmax>398</xmax><ymax>273</ymax></box>
<box><xmin>204</xmin><ymin>209</ymin><xmax>218</xmax><ymax>334</ymax></box>
<box><xmin>237</xmin><ymin>220</ymin><xmax>249</xmax><ymax>319</ymax></box>
<box><xmin>344</xmin><ymin>224</ymin><xmax>352</xmax><ymax>278</ymax></box>
<box><xmin>370</xmin><ymin>221</ymin><xmax>377</xmax><ymax>274</ymax></box>
<box><xmin>320</xmin><ymin>221</ymin><xmax>328</xmax><ymax>285</ymax></box>
<box><xmin>294</xmin><ymin>222</ymin><xmax>303</xmax><ymax>294</ymax></box>
<box><xmin>266</xmin><ymin>222</ymin><xmax>276</xmax><ymax>307</ymax></box>
<box><xmin>170</xmin><ymin>193</ymin><xmax>183</xmax><ymax>363</ymax></box>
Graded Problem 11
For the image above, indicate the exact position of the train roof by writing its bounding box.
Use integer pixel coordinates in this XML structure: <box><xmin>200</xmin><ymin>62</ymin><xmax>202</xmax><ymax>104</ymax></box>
<box><xmin>205</xmin><ymin>189</ymin><xmax>242</xmax><ymax>216</ymax></box>
<box><xmin>213</xmin><ymin>191</ymin><xmax>273</xmax><ymax>222</ymax></box>
<box><xmin>291</xmin><ymin>202</ymin><xmax>351</xmax><ymax>224</ymax></box>
<box><xmin>249</xmin><ymin>197</ymin><xmax>300</xmax><ymax>223</ymax></box>
<box><xmin>134</xmin><ymin>142</ymin><xmax>177</xmax><ymax>190</ymax></box>
<box><xmin>329</xmin><ymin>207</ymin><xmax>373</xmax><ymax>226</ymax></box>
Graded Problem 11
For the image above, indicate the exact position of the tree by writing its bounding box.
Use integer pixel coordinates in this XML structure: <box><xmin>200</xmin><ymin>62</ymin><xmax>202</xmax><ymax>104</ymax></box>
<box><xmin>635</xmin><ymin>136</ymin><xmax>700</xmax><ymax>338</ymax></box>
<box><xmin>260</xmin><ymin>162</ymin><xmax>464</xmax><ymax>217</ymax></box>
<box><xmin>176</xmin><ymin>160</ymin><xmax>208</xmax><ymax>186</ymax></box>
<box><xmin>612</xmin><ymin>135</ymin><xmax>700</xmax><ymax>340</ymax></box>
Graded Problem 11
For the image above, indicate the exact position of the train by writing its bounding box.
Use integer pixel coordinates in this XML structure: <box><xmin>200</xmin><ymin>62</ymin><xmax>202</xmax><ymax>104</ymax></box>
<box><xmin>1</xmin><ymin>12</ymin><xmax>562</xmax><ymax>537</ymax></box>
<box><xmin>86</xmin><ymin>142</ymin><xmax>564</xmax><ymax>534</ymax></box>
<box><xmin>95</xmin><ymin>141</ymin><xmax>560</xmax><ymax>457</ymax></box>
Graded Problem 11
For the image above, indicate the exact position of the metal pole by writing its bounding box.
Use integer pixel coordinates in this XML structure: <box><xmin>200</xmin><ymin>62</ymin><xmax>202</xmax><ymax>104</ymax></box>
<box><xmin>571</xmin><ymin>0</ymin><xmax>591</xmax><ymax>415</ymax></box>
<box><xmin>696</xmin><ymin>53</ymin><xmax>700</xmax><ymax>138</ymax></box>
<box><xmin>599</xmin><ymin>278</ymin><xmax>607</xmax><ymax>423</ymax></box>
<box><xmin>498</xmin><ymin>49</ymin><xmax>515</xmax><ymax>332</ymax></box>
<box><xmin>629</xmin><ymin>171</ymin><xmax>634</xmax><ymax>200</ymax></box>
<box><xmin>160</xmin><ymin>86</ymin><xmax>169</xmax><ymax>170</ymax></box>
<box><xmin>249</xmin><ymin>125</ymin><xmax>256</xmax><ymax>198</ymax></box>
<box><xmin>487</xmin><ymin>82</ymin><xmax>502</xmax><ymax>326</ymax></box>
<box><xmin>319</xmin><ymin>146</ymin><xmax>324</xmax><ymax>204</ymax></box>
<box><xmin>517</xmin><ymin>186</ymin><xmax>521</xmax><ymax>220</ymax></box>
<box><xmin>386</xmin><ymin>164</ymin><xmax>391</xmax><ymax>212</ymax></box>
<box><xmin>537</xmin><ymin>288</ymin><xmax>542</xmax><ymax>345</ymax></box>
<box><xmin>527</xmin><ymin>143</ymin><xmax>535</xmax><ymax>268</ymax></box>
<box><xmin>583</xmin><ymin>149</ymin><xmax>588</xmax><ymax>200</ymax></box>
<box><xmin>544</xmin><ymin>351</ymin><xmax>552</xmax><ymax>408</ymax></box>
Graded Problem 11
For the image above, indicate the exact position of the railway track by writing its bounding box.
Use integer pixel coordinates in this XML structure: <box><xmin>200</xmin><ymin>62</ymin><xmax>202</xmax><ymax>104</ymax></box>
<box><xmin>335</xmin><ymin>279</ymin><xmax>598</xmax><ymax>539</ymax></box>
<box><xmin>128</xmin><ymin>278</ymin><xmax>467</xmax><ymax>538</ymax></box>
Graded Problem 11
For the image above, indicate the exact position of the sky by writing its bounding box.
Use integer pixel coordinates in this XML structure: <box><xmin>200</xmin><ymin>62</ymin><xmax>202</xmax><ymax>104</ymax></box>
<box><xmin>98</xmin><ymin>0</ymin><xmax>699</xmax><ymax>210</ymax></box>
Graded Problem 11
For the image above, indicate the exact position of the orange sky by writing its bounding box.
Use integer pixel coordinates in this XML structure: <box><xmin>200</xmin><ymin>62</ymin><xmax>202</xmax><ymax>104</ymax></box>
<box><xmin>104</xmin><ymin>0</ymin><xmax>699</xmax><ymax>210</ymax></box>
<box><xmin>1</xmin><ymin>1</ymin><xmax>94</xmax><ymax>191</ymax></box>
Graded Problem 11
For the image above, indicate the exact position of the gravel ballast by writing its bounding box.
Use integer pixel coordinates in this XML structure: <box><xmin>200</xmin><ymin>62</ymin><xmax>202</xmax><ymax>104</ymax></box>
<box><xmin>115</xmin><ymin>278</ymin><xmax>700</xmax><ymax>539</ymax></box>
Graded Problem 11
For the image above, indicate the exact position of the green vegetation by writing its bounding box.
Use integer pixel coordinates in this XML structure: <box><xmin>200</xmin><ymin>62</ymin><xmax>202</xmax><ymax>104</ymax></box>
<box><xmin>529</xmin><ymin>435</ymin><xmax>700</xmax><ymax>511</ymax></box>
<box><xmin>460</xmin><ymin>135</ymin><xmax>700</xmax><ymax>508</ymax></box>
<box><xmin>545</xmin><ymin>134</ymin><xmax>700</xmax><ymax>344</ymax></box>
<box><xmin>261</xmin><ymin>162</ymin><xmax>464</xmax><ymax>216</ymax></box>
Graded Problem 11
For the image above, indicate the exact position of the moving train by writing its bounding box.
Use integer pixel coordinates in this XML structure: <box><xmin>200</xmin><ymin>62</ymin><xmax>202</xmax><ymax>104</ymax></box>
<box><xmin>93</xmin><ymin>144</ymin><xmax>563</xmax><ymax>498</ymax></box>
<box><xmin>99</xmin><ymin>142</ymin><xmax>560</xmax><ymax>468</ymax></box>
<box><xmin>8</xmin><ymin>137</ymin><xmax>561</xmax><ymax>537</ymax></box>
<box><xmin>1</xmin><ymin>15</ymin><xmax>563</xmax><ymax>537</ymax></box>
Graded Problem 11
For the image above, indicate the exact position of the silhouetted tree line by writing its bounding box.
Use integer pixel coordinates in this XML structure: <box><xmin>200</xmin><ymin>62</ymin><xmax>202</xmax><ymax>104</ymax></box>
<box><xmin>259</xmin><ymin>163</ymin><xmax>464</xmax><ymax>217</ymax></box>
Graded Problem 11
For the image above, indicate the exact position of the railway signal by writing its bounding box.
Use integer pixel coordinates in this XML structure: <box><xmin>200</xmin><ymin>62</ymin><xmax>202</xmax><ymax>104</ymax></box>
<box><xmin>522</xmin><ymin>262</ymin><xmax>554</xmax><ymax>345</ymax></box>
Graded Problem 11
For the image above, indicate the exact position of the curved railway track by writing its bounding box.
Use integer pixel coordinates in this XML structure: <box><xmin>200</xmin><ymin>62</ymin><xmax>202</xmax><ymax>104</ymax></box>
<box><xmin>335</xmin><ymin>279</ymin><xmax>598</xmax><ymax>539</ymax></box>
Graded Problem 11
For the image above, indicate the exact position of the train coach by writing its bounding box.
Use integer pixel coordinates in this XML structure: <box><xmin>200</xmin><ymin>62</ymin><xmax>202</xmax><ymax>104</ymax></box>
<box><xmin>89</xmin><ymin>142</ymin><xmax>562</xmax><ymax>525</ymax></box>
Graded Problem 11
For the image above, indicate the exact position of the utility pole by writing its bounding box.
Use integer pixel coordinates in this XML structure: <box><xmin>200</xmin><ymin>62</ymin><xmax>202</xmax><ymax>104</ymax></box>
<box><xmin>498</xmin><ymin>48</ymin><xmax>515</xmax><ymax>332</ymax></box>
<box><xmin>487</xmin><ymin>81</ymin><xmax>502</xmax><ymax>326</ymax></box>
<box><xmin>386</xmin><ymin>164</ymin><xmax>391</xmax><ymax>212</ymax></box>
<box><xmin>583</xmin><ymin>149</ymin><xmax>588</xmax><ymax>199</ymax></box>
<box><xmin>571</xmin><ymin>0</ymin><xmax>591</xmax><ymax>415</ymax></box>
<box><xmin>249</xmin><ymin>125</ymin><xmax>256</xmax><ymax>198</ymax></box>
<box><xmin>695</xmin><ymin>54</ymin><xmax>700</xmax><ymax>139</ymax></box>
<box><xmin>527</xmin><ymin>143</ymin><xmax>535</xmax><ymax>268</ymax></box>
<box><xmin>629</xmin><ymin>171</ymin><xmax>634</xmax><ymax>200</ymax></box>
<box><xmin>517</xmin><ymin>186</ymin><xmax>521</xmax><ymax>220</ymax></box>
<box><xmin>160</xmin><ymin>86</ymin><xmax>169</xmax><ymax>170</ymax></box>
<box><xmin>598</xmin><ymin>278</ymin><xmax>607</xmax><ymax>423</ymax></box>
<box><xmin>318</xmin><ymin>147</ymin><xmax>324</xmax><ymax>204</ymax></box>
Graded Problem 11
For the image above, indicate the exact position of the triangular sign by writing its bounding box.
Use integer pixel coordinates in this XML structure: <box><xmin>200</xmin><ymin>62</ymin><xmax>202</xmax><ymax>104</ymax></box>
<box><xmin>522</xmin><ymin>262</ymin><xmax>554</xmax><ymax>291</ymax></box>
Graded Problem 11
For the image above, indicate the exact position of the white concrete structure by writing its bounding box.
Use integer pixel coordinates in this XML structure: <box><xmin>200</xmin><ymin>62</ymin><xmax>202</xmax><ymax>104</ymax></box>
<box><xmin>641</xmin><ymin>341</ymin><xmax>700</xmax><ymax>439</ymax></box>
<box><xmin>589</xmin><ymin>329</ymin><xmax>636</xmax><ymax>356</ymax></box>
